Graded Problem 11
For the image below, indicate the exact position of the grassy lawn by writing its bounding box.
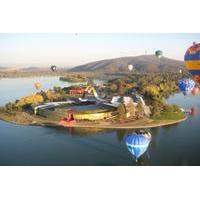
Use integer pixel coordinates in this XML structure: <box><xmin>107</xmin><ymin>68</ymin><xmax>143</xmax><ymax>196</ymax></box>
<box><xmin>152</xmin><ymin>112</ymin><xmax>185</xmax><ymax>121</ymax></box>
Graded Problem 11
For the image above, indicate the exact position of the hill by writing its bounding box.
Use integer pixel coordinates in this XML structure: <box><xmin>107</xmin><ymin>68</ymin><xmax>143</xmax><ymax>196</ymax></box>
<box><xmin>70</xmin><ymin>55</ymin><xmax>184</xmax><ymax>73</ymax></box>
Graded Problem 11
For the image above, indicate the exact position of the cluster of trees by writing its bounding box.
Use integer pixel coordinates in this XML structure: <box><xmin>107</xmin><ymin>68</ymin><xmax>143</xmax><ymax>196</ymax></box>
<box><xmin>105</xmin><ymin>72</ymin><xmax>186</xmax><ymax>119</ymax></box>
<box><xmin>40</xmin><ymin>87</ymin><xmax>67</xmax><ymax>102</ymax></box>
<box><xmin>5</xmin><ymin>94</ymin><xmax>44</xmax><ymax>112</ymax></box>
<box><xmin>117</xmin><ymin>99</ymin><xmax>145</xmax><ymax>121</ymax></box>
<box><xmin>104</xmin><ymin>79</ymin><xmax>136</xmax><ymax>95</ymax></box>
<box><xmin>150</xmin><ymin>99</ymin><xmax>183</xmax><ymax>119</ymax></box>
<box><xmin>106</xmin><ymin>73</ymin><xmax>186</xmax><ymax>99</ymax></box>
<box><xmin>4</xmin><ymin>87</ymin><xmax>68</xmax><ymax>113</ymax></box>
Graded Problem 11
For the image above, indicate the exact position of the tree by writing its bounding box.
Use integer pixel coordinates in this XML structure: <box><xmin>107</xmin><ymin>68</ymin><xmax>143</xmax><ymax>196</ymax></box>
<box><xmin>145</xmin><ymin>85</ymin><xmax>160</xmax><ymax>100</ymax></box>
<box><xmin>127</xmin><ymin>99</ymin><xmax>135</xmax><ymax>118</ymax></box>
<box><xmin>136</xmin><ymin>101</ymin><xmax>144</xmax><ymax>119</ymax></box>
<box><xmin>117</xmin><ymin>80</ymin><xmax>124</xmax><ymax>95</ymax></box>
<box><xmin>53</xmin><ymin>86</ymin><xmax>62</xmax><ymax>93</ymax></box>
<box><xmin>110</xmin><ymin>84</ymin><xmax>118</xmax><ymax>93</ymax></box>
<box><xmin>5</xmin><ymin>102</ymin><xmax>14</xmax><ymax>112</ymax></box>
<box><xmin>117</xmin><ymin>103</ymin><xmax>127</xmax><ymax>120</ymax></box>
<box><xmin>39</xmin><ymin>90</ymin><xmax>48</xmax><ymax>101</ymax></box>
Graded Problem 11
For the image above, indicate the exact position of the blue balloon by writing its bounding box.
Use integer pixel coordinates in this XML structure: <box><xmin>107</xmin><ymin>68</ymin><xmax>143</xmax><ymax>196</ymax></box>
<box><xmin>126</xmin><ymin>133</ymin><xmax>151</xmax><ymax>161</ymax></box>
<box><xmin>178</xmin><ymin>79</ymin><xmax>195</xmax><ymax>96</ymax></box>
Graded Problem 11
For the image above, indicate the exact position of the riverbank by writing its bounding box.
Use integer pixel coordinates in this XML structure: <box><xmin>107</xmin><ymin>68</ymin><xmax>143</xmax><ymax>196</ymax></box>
<box><xmin>0</xmin><ymin>70</ymin><xmax>100</xmax><ymax>79</ymax></box>
<box><xmin>0</xmin><ymin>111</ymin><xmax>187</xmax><ymax>129</ymax></box>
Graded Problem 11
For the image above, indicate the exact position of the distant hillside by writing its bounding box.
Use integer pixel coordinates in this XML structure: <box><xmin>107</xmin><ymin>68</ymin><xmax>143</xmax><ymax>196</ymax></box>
<box><xmin>70</xmin><ymin>55</ymin><xmax>185</xmax><ymax>73</ymax></box>
<box><xmin>21</xmin><ymin>67</ymin><xmax>40</xmax><ymax>71</ymax></box>
<box><xmin>0</xmin><ymin>67</ymin><xmax>20</xmax><ymax>71</ymax></box>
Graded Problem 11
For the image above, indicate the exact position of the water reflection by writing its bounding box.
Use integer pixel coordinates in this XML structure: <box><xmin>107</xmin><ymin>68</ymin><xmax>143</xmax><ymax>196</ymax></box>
<box><xmin>149</xmin><ymin>127</ymin><xmax>160</xmax><ymax>150</ymax></box>
<box><xmin>136</xmin><ymin>156</ymin><xmax>149</xmax><ymax>166</ymax></box>
<box><xmin>116</xmin><ymin>129</ymin><xmax>133</xmax><ymax>143</ymax></box>
<box><xmin>43</xmin><ymin>126</ymin><xmax>152</xmax><ymax>165</ymax></box>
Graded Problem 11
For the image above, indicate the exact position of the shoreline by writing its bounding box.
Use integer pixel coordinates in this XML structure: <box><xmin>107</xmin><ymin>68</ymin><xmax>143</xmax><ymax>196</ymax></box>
<box><xmin>0</xmin><ymin>112</ymin><xmax>187</xmax><ymax>129</ymax></box>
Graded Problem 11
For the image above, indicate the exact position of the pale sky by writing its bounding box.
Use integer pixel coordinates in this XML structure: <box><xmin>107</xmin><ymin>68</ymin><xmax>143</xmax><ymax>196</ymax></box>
<box><xmin>0</xmin><ymin>33</ymin><xmax>199</xmax><ymax>68</ymax></box>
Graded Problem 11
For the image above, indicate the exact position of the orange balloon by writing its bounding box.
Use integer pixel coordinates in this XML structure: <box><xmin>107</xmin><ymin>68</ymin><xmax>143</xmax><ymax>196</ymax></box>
<box><xmin>34</xmin><ymin>82</ymin><xmax>41</xmax><ymax>90</ymax></box>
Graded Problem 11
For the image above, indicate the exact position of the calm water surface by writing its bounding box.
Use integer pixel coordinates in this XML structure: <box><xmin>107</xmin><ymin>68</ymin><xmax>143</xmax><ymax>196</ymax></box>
<box><xmin>0</xmin><ymin>77</ymin><xmax>200</xmax><ymax>166</ymax></box>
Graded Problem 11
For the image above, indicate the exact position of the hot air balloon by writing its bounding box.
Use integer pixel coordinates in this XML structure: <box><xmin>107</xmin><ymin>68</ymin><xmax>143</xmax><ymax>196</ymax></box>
<box><xmin>194</xmin><ymin>75</ymin><xmax>200</xmax><ymax>84</ymax></box>
<box><xmin>178</xmin><ymin>79</ymin><xmax>195</xmax><ymax>96</ymax></box>
<box><xmin>128</xmin><ymin>64</ymin><xmax>133</xmax><ymax>72</ymax></box>
<box><xmin>184</xmin><ymin>42</ymin><xmax>200</xmax><ymax>84</ymax></box>
<box><xmin>34</xmin><ymin>82</ymin><xmax>41</xmax><ymax>90</ymax></box>
<box><xmin>191</xmin><ymin>107</ymin><xmax>198</xmax><ymax>117</ymax></box>
<box><xmin>155</xmin><ymin>50</ymin><xmax>163</xmax><ymax>58</ymax></box>
<box><xmin>191</xmin><ymin>86</ymin><xmax>200</xmax><ymax>96</ymax></box>
<box><xmin>126</xmin><ymin>131</ymin><xmax>151</xmax><ymax>162</ymax></box>
<box><xmin>51</xmin><ymin>65</ymin><xmax>57</xmax><ymax>72</ymax></box>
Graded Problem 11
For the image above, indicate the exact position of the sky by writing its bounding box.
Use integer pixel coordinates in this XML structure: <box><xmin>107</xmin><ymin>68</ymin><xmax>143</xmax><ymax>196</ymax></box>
<box><xmin>0</xmin><ymin>33</ymin><xmax>199</xmax><ymax>68</ymax></box>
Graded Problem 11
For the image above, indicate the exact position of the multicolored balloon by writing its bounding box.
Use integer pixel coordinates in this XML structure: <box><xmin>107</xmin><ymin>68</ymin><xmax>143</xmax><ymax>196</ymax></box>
<box><xmin>184</xmin><ymin>42</ymin><xmax>200</xmax><ymax>84</ymax></box>
<box><xmin>178</xmin><ymin>79</ymin><xmax>195</xmax><ymax>96</ymax></box>
<box><xmin>126</xmin><ymin>132</ymin><xmax>151</xmax><ymax>161</ymax></box>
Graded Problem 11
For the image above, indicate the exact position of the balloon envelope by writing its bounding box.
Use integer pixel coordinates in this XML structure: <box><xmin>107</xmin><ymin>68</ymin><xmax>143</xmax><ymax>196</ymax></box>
<box><xmin>126</xmin><ymin>133</ymin><xmax>151</xmax><ymax>160</ymax></box>
<box><xmin>191</xmin><ymin>107</ymin><xmax>198</xmax><ymax>116</ymax></box>
<box><xmin>192</xmin><ymin>86</ymin><xmax>200</xmax><ymax>96</ymax></box>
<box><xmin>184</xmin><ymin>43</ymin><xmax>200</xmax><ymax>83</ymax></box>
<box><xmin>194</xmin><ymin>75</ymin><xmax>200</xmax><ymax>84</ymax></box>
<box><xmin>155</xmin><ymin>50</ymin><xmax>163</xmax><ymax>58</ymax></box>
<box><xmin>128</xmin><ymin>64</ymin><xmax>133</xmax><ymax>72</ymax></box>
<box><xmin>178</xmin><ymin>79</ymin><xmax>195</xmax><ymax>95</ymax></box>
<box><xmin>51</xmin><ymin>65</ymin><xmax>57</xmax><ymax>71</ymax></box>
<box><xmin>34</xmin><ymin>82</ymin><xmax>41</xmax><ymax>90</ymax></box>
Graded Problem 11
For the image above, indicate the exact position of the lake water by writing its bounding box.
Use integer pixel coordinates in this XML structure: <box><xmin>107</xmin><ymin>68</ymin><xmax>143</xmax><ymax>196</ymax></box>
<box><xmin>0</xmin><ymin>77</ymin><xmax>200</xmax><ymax>166</ymax></box>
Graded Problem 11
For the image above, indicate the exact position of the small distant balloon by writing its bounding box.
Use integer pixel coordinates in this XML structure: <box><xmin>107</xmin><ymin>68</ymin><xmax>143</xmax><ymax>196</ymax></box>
<box><xmin>34</xmin><ymin>82</ymin><xmax>41</xmax><ymax>90</ymax></box>
<box><xmin>128</xmin><ymin>64</ymin><xmax>133</xmax><ymax>72</ymax></box>
<box><xmin>50</xmin><ymin>65</ymin><xmax>57</xmax><ymax>72</ymax></box>
<box><xmin>155</xmin><ymin>50</ymin><xmax>163</xmax><ymax>58</ymax></box>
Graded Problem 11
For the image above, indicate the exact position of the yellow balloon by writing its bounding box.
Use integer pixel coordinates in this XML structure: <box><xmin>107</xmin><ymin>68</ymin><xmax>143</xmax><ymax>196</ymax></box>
<box><xmin>34</xmin><ymin>82</ymin><xmax>41</xmax><ymax>90</ymax></box>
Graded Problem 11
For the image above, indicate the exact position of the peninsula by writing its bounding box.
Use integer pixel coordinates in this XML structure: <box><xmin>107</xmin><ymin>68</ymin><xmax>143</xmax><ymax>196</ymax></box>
<box><xmin>0</xmin><ymin>73</ymin><xmax>187</xmax><ymax>129</ymax></box>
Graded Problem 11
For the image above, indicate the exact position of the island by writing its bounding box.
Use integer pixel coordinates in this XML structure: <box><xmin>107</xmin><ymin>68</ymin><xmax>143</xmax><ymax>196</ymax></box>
<box><xmin>0</xmin><ymin>73</ymin><xmax>187</xmax><ymax>129</ymax></box>
<box><xmin>59</xmin><ymin>74</ymin><xmax>88</xmax><ymax>83</ymax></box>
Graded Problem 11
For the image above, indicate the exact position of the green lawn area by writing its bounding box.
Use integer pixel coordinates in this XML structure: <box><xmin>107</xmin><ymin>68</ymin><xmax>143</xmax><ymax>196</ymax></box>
<box><xmin>152</xmin><ymin>112</ymin><xmax>185</xmax><ymax>120</ymax></box>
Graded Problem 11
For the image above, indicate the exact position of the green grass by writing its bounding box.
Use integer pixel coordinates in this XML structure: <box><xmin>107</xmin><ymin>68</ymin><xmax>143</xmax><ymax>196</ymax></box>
<box><xmin>152</xmin><ymin>112</ymin><xmax>185</xmax><ymax>121</ymax></box>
